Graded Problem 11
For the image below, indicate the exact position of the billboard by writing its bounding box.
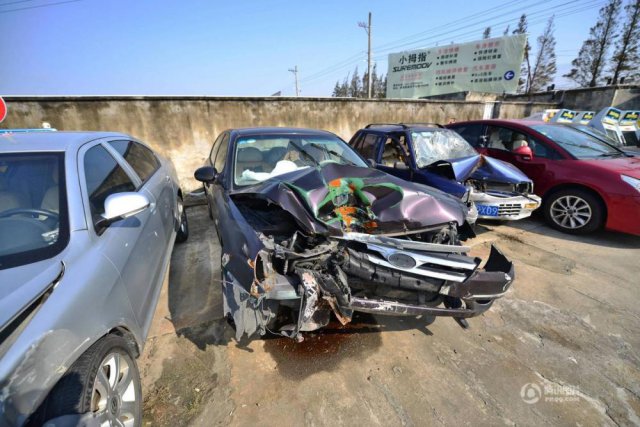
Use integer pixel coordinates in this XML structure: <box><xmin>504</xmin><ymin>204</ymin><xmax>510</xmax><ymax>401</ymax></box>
<box><xmin>386</xmin><ymin>34</ymin><xmax>527</xmax><ymax>99</ymax></box>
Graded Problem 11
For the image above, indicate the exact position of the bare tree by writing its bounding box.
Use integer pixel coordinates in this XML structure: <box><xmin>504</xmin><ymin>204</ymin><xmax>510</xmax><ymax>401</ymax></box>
<box><xmin>512</xmin><ymin>14</ymin><xmax>531</xmax><ymax>93</ymax></box>
<box><xmin>565</xmin><ymin>0</ymin><xmax>622</xmax><ymax>87</ymax></box>
<box><xmin>609</xmin><ymin>0</ymin><xmax>640</xmax><ymax>84</ymax></box>
<box><xmin>483</xmin><ymin>27</ymin><xmax>491</xmax><ymax>39</ymax></box>
<box><xmin>528</xmin><ymin>16</ymin><xmax>557</xmax><ymax>93</ymax></box>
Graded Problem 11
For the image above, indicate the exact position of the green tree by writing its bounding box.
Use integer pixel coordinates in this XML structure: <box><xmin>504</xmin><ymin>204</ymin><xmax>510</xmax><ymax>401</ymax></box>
<box><xmin>609</xmin><ymin>0</ymin><xmax>640</xmax><ymax>84</ymax></box>
<box><xmin>528</xmin><ymin>16</ymin><xmax>557</xmax><ymax>93</ymax></box>
<box><xmin>483</xmin><ymin>27</ymin><xmax>491</xmax><ymax>39</ymax></box>
<box><xmin>565</xmin><ymin>0</ymin><xmax>622</xmax><ymax>87</ymax></box>
<box><xmin>333</xmin><ymin>65</ymin><xmax>386</xmax><ymax>98</ymax></box>
<box><xmin>512</xmin><ymin>14</ymin><xmax>531</xmax><ymax>93</ymax></box>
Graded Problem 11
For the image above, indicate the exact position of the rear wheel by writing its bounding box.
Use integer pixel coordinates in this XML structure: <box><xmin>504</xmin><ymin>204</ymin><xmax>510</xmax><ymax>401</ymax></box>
<box><xmin>37</xmin><ymin>334</ymin><xmax>141</xmax><ymax>427</ymax></box>
<box><xmin>543</xmin><ymin>188</ymin><xmax>604</xmax><ymax>234</ymax></box>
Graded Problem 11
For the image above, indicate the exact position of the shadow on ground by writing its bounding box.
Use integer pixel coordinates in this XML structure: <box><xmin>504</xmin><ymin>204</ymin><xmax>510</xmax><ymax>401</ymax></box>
<box><xmin>261</xmin><ymin>312</ymin><xmax>436</xmax><ymax>380</ymax></box>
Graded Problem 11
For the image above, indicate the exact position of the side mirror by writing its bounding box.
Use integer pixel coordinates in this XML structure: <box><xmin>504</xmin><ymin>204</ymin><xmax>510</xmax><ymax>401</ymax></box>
<box><xmin>367</xmin><ymin>158</ymin><xmax>377</xmax><ymax>168</ymax></box>
<box><xmin>194</xmin><ymin>166</ymin><xmax>218</xmax><ymax>183</ymax></box>
<box><xmin>393</xmin><ymin>161</ymin><xmax>409</xmax><ymax>170</ymax></box>
<box><xmin>96</xmin><ymin>192</ymin><xmax>150</xmax><ymax>233</ymax></box>
<box><xmin>513</xmin><ymin>145</ymin><xmax>533</xmax><ymax>161</ymax></box>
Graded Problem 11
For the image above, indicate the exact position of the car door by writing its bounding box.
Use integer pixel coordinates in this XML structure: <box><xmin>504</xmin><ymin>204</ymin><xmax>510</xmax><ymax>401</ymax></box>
<box><xmin>482</xmin><ymin>125</ymin><xmax>561</xmax><ymax>191</ymax></box>
<box><xmin>79</xmin><ymin>141</ymin><xmax>166</xmax><ymax>329</ymax></box>
<box><xmin>208</xmin><ymin>133</ymin><xmax>230</xmax><ymax>239</ymax></box>
<box><xmin>350</xmin><ymin>132</ymin><xmax>381</xmax><ymax>164</ymax></box>
<box><xmin>107</xmin><ymin>139</ymin><xmax>175</xmax><ymax>246</ymax></box>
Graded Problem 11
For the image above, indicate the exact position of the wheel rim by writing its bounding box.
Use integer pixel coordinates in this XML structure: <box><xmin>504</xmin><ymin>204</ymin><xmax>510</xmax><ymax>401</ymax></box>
<box><xmin>550</xmin><ymin>195</ymin><xmax>592</xmax><ymax>229</ymax></box>
<box><xmin>91</xmin><ymin>352</ymin><xmax>137</xmax><ymax>427</ymax></box>
<box><xmin>178</xmin><ymin>199</ymin><xmax>187</xmax><ymax>233</ymax></box>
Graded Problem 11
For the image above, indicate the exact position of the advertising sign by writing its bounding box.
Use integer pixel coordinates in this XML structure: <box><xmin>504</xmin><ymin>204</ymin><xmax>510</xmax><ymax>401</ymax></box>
<box><xmin>0</xmin><ymin>97</ymin><xmax>6</xmax><ymax>123</ymax></box>
<box><xmin>386</xmin><ymin>34</ymin><xmax>527</xmax><ymax>98</ymax></box>
<box><xmin>603</xmin><ymin>108</ymin><xmax>622</xmax><ymax>125</ymax></box>
<box><xmin>551</xmin><ymin>109</ymin><xmax>577</xmax><ymax>123</ymax></box>
<box><xmin>619</xmin><ymin>111</ymin><xmax>639</xmax><ymax>125</ymax></box>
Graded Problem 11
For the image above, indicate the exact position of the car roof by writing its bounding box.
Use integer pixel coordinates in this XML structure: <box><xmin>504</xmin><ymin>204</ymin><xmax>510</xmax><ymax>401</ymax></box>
<box><xmin>362</xmin><ymin>123</ymin><xmax>444</xmax><ymax>132</ymax></box>
<box><xmin>230</xmin><ymin>127</ymin><xmax>338</xmax><ymax>138</ymax></box>
<box><xmin>449</xmin><ymin>118</ymin><xmax>546</xmax><ymax>127</ymax></box>
<box><xmin>0</xmin><ymin>131</ymin><xmax>129</xmax><ymax>153</ymax></box>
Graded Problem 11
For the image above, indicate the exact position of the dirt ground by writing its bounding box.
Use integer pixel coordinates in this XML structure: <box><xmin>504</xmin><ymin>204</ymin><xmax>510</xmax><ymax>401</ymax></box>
<box><xmin>139</xmin><ymin>204</ymin><xmax>640</xmax><ymax>426</ymax></box>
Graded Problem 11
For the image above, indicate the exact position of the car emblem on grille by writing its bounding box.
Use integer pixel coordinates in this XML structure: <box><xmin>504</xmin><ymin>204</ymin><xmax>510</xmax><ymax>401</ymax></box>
<box><xmin>388</xmin><ymin>252</ymin><xmax>417</xmax><ymax>269</ymax></box>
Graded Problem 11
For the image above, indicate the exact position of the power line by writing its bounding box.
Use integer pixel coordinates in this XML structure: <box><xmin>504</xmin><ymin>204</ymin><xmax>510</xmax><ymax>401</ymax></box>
<box><xmin>300</xmin><ymin>0</ymin><xmax>557</xmax><ymax>85</ymax></box>
<box><xmin>0</xmin><ymin>0</ymin><xmax>40</xmax><ymax>7</ymax></box>
<box><xmin>0</xmin><ymin>0</ymin><xmax>85</xmax><ymax>15</ymax></box>
<box><xmin>303</xmin><ymin>0</ymin><xmax>605</xmax><ymax>89</ymax></box>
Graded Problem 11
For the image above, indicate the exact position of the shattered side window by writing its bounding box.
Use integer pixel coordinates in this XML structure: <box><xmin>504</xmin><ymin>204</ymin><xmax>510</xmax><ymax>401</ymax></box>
<box><xmin>411</xmin><ymin>130</ymin><xmax>478</xmax><ymax>168</ymax></box>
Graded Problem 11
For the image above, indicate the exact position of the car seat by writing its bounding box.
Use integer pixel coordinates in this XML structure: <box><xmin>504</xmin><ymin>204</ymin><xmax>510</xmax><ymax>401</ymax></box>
<box><xmin>489</xmin><ymin>130</ymin><xmax>508</xmax><ymax>151</ymax></box>
<box><xmin>264</xmin><ymin>147</ymin><xmax>288</xmax><ymax>167</ymax></box>
<box><xmin>236</xmin><ymin>147</ymin><xmax>265</xmax><ymax>180</ymax></box>
<box><xmin>0</xmin><ymin>180</ymin><xmax>29</xmax><ymax>213</ymax></box>
<box><xmin>511</xmin><ymin>133</ymin><xmax>529</xmax><ymax>151</ymax></box>
<box><xmin>41</xmin><ymin>163</ymin><xmax>59</xmax><ymax>213</ymax></box>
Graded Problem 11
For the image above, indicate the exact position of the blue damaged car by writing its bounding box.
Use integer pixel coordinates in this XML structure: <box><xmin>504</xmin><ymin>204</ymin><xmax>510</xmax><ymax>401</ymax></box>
<box><xmin>349</xmin><ymin>124</ymin><xmax>541</xmax><ymax>221</ymax></box>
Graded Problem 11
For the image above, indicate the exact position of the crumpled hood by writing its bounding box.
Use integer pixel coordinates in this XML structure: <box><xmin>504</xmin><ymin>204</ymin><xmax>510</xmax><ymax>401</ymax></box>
<box><xmin>0</xmin><ymin>258</ymin><xmax>63</xmax><ymax>333</ymax></box>
<box><xmin>231</xmin><ymin>163</ymin><xmax>467</xmax><ymax>235</ymax></box>
<box><xmin>429</xmin><ymin>154</ymin><xmax>532</xmax><ymax>184</ymax></box>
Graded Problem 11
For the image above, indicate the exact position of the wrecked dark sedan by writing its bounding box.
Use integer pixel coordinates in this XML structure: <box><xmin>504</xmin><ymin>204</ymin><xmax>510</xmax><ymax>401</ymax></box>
<box><xmin>195</xmin><ymin>127</ymin><xmax>514</xmax><ymax>341</ymax></box>
<box><xmin>349</xmin><ymin>124</ymin><xmax>541</xmax><ymax>220</ymax></box>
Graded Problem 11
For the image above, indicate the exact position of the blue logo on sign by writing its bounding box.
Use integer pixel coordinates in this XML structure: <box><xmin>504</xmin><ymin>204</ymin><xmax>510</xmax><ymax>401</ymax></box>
<box><xmin>504</xmin><ymin>70</ymin><xmax>515</xmax><ymax>80</ymax></box>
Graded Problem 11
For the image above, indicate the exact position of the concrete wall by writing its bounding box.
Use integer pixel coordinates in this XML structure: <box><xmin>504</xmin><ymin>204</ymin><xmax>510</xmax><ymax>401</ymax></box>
<box><xmin>0</xmin><ymin>96</ymin><xmax>554</xmax><ymax>190</ymax></box>
<box><xmin>504</xmin><ymin>85</ymin><xmax>640</xmax><ymax>111</ymax></box>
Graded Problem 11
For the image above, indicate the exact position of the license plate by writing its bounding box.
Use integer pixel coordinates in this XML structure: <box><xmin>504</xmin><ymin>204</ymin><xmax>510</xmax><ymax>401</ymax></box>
<box><xmin>476</xmin><ymin>204</ymin><xmax>499</xmax><ymax>217</ymax></box>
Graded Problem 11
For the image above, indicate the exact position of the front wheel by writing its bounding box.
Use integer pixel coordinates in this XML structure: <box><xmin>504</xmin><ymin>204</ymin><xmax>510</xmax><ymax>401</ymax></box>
<box><xmin>37</xmin><ymin>334</ymin><xmax>142</xmax><ymax>427</ymax></box>
<box><xmin>176</xmin><ymin>196</ymin><xmax>189</xmax><ymax>243</ymax></box>
<box><xmin>543</xmin><ymin>189</ymin><xmax>604</xmax><ymax>234</ymax></box>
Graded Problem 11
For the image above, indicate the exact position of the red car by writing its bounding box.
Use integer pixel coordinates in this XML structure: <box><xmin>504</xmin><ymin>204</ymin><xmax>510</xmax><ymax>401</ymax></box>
<box><xmin>447</xmin><ymin>119</ymin><xmax>640</xmax><ymax>235</ymax></box>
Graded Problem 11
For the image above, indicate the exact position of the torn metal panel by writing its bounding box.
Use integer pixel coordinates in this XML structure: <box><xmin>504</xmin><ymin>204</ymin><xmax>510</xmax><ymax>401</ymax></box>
<box><xmin>427</xmin><ymin>154</ymin><xmax>533</xmax><ymax>185</ymax></box>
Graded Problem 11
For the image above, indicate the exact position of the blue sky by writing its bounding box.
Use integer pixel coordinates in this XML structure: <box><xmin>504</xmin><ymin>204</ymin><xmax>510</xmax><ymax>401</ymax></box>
<box><xmin>0</xmin><ymin>0</ymin><xmax>608</xmax><ymax>96</ymax></box>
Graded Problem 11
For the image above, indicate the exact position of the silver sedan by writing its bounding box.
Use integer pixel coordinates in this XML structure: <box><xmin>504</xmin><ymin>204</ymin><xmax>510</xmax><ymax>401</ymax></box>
<box><xmin>0</xmin><ymin>131</ymin><xmax>188</xmax><ymax>427</ymax></box>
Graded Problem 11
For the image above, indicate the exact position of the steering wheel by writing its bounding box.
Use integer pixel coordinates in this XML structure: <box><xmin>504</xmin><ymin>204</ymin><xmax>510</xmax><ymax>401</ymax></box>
<box><xmin>0</xmin><ymin>208</ymin><xmax>59</xmax><ymax>221</ymax></box>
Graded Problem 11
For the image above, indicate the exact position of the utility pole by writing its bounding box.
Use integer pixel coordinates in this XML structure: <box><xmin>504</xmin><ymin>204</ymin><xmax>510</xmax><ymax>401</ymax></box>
<box><xmin>358</xmin><ymin>12</ymin><xmax>372</xmax><ymax>98</ymax></box>
<box><xmin>288</xmin><ymin>66</ymin><xmax>299</xmax><ymax>97</ymax></box>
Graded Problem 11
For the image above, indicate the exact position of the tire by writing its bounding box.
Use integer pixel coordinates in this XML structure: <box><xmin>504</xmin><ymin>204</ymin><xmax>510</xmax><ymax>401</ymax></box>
<box><xmin>37</xmin><ymin>334</ymin><xmax>142</xmax><ymax>427</ymax></box>
<box><xmin>207</xmin><ymin>197</ymin><xmax>214</xmax><ymax>220</ymax></box>
<box><xmin>543</xmin><ymin>188</ymin><xmax>604</xmax><ymax>234</ymax></box>
<box><xmin>176</xmin><ymin>196</ymin><xmax>189</xmax><ymax>243</ymax></box>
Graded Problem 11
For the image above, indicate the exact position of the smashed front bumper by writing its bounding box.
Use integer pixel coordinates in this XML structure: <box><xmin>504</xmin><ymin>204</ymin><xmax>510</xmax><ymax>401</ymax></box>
<box><xmin>471</xmin><ymin>192</ymin><xmax>541</xmax><ymax>220</ymax></box>
<box><xmin>225</xmin><ymin>233</ymin><xmax>515</xmax><ymax>341</ymax></box>
<box><xmin>339</xmin><ymin>234</ymin><xmax>514</xmax><ymax>319</ymax></box>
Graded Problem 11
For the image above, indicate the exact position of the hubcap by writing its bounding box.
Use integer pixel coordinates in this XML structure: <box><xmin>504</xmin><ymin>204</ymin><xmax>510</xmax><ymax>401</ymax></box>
<box><xmin>91</xmin><ymin>352</ymin><xmax>137</xmax><ymax>427</ymax></box>
<box><xmin>550</xmin><ymin>195</ymin><xmax>592</xmax><ymax>229</ymax></box>
<box><xmin>178</xmin><ymin>200</ymin><xmax>187</xmax><ymax>232</ymax></box>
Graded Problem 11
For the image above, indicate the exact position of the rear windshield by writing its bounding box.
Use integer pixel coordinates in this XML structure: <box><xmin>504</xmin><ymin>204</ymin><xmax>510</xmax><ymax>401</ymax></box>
<box><xmin>0</xmin><ymin>152</ymin><xmax>69</xmax><ymax>270</ymax></box>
